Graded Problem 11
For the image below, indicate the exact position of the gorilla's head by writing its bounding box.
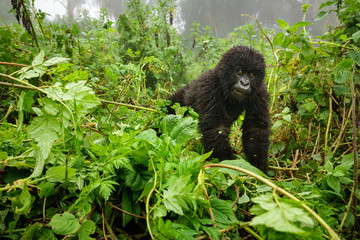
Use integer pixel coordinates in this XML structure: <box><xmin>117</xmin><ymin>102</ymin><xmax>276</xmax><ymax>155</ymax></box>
<box><xmin>216</xmin><ymin>46</ymin><xmax>266</xmax><ymax>101</ymax></box>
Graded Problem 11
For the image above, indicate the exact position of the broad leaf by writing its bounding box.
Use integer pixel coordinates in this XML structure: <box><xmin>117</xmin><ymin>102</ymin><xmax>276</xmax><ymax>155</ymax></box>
<box><xmin>78</xmin><ymin>220</ymin><xmax>95</xmax><ymax>240</ymax></box>
<box><xmin>11</xmin><ymin>186</ymin><xmax>33</xmax><ymax>215</ymax></box>
<box><xmin>49</xmin><ymin>212</ymin><xmax>80</xmax><ymax>235</ymax></box>
<box><xmin>29</xmin><ymin>115</ymin><xmax>60</xmax><ymax>159</ymax></box>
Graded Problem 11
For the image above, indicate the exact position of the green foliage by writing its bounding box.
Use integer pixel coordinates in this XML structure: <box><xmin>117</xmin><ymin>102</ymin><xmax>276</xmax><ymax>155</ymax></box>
<box><xmin>0</xmin><ymin>0</ymin><xmax>359</xmax><ymax>239</ymax></box>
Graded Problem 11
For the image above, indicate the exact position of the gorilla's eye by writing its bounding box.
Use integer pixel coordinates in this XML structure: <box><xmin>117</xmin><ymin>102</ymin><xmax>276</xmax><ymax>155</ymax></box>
<box><xmin>250</xmin><ymin>73</ymin><xmax>254</xmax><ymax>77</ymax></box>
<box><xmin>237</xmin><ymin>70</ymin><xmax>243</xmax><ymax>75</ymax></box>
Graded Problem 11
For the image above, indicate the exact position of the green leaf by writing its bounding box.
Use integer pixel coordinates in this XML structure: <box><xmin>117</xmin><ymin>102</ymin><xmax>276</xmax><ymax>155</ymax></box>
<box><xmin>271</xmin><ymin>142</ymin><xmax>285</xmax><ymax>155</ymax></box>
<box><xmin>160</xmin><ymin>115</ymin><xmax>197</xmax><ymax>146</ymax></box>
<box><xmin>49</xmin><ymin>212</ymin><xmax>80</xmax><ymax>235</ymax></box>
<box><xmin>122</xmin><ymin>188</ymin><xmax>133</xmax><ymax>226</ymax></box>
<box><xmin>277</xmin><ymin>19</ymin><xmax>289</xmax><ymax>29</ymax></box>
<box><xmin>273</xmin><ymin>32</ymin><xmax>284</xmax><ymax>46</ymax></box>
<box><xmin>99</xmin><ymin>179</ymin><xmax>118</xmax><ymax>201</ymax></box>
<box><xmin>136</xmin><ymin>129</ymin><xmax>161</xmax><ymax>146</ymax></box>
<box><xmin>78</xmin><ymin>220</ymin><xmax>95</xmax><ymax>240</ymax></box>
<box><xmin>17</xmin><ymin>91</ymin><xmax>25</xmax><ymax>131</ymax></box>
<box><xmin>43</xmin><ymin>57</ymin><xmax>70</xmax><ymax>66</ymax></box>
<box><xmin>29</xmin><ymin>115</ymin><xmax>60</xmax><ymax>159</ymax></box>
<box><xmin>333</xmin><ymin>85</ymin><xmax>349</xmax><ymax>96</ymax></box>
<box><xmin>352</xmin><ymin>30</ymin><xmax>360</xmax><ymax>43</ymax></box>
<box><xmin>28</xmin><ymin>147</ymin><xmax>45</xmax><ymax>179</ymax></box>
<box><xmin>315</xmin><ymin>10</ymin><xmax>330</xmax><ymax>21</ymax></box>
<box><xmin>38</xmin><ymin>181</ymin><xmax>57</xmax><ymax>198</ymax></box>
<box><xmin>153</xmin><ymin>205</ymin><xmax>167</xmax><ymax>219</ymax></box>
<box><xmin>32</xmin><ymin>50</ymin><xmax>45</xmax><ymax>66</ymax></box>
<box><xmin>209</xmin><ymin>198</ymin><xmax>237</xmax><ymax>224</ymax></box>
<box><xmin>319</xmin><ymin>1</ymin><xmax>335</xmax><ymax>9</ymax></box>
<box><xmin>293</xmin><ymin>21</ymin><xmax>311</xmax><ymax>28</ymax></box>
<box><xmin>19</xmin><ymin>69</ymin><xmax>39</xmax><ymax>80</ymax></box>
<box><xmin>11</xmin><ymin>186</ymin><xmax>33</xmax><ymax>215</ymax></box>
<box><xmin>335</xmin><ymin>59</ymin><xmax>353</xmax><ymax>84</ymax></box>
<box><xmin>250</xmin><ymin>194</ymin><xmax>313</xmax><ymax>234</ymax></box>
<box><xmin>302</xmin><ymin>101</ymin><xmax>315</xmax><ymax>112</ymax></box>
<box><xmin>21</xmin><ymin>222</ymin><xmax>56</xmax><ymax>240</ymax></box>
<box><xmin>326</xmin><ymin>175</ymin><xmax>340</xmax><ymax>193</ymax></box>
<box><xmin>42</xmin><ymin>98</ymin><xmax>60</xmax><ymax>116</ymax></box>
<box><xmin>301</xmin><ymin>4</ymin><xmax>310</xmax><ymax>13</ymax></box>
<box><xmin>349</xmin><ymin>51</ymin><xmax>360</xmax><ymax>65</ymax></box>
<box><xmin>163</xmin><ymin>175</ymin><xmax>192</xmax><ymax>215</ymax></box>
<box><xmin>45</xmin><ymin>166</ymin><xmax>77</xmax><ymax>182</ymax></box>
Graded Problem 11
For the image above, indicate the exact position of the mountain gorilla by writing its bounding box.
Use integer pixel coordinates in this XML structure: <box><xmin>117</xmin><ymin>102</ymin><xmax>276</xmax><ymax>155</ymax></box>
<box><xmin>167</xmin><ymin>46</ymin><xmax>270</xmax><ymax>172</ymax></box>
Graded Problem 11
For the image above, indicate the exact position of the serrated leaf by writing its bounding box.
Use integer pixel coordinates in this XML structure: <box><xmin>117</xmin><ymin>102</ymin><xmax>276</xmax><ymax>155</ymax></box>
<box><xmin>43</xmin><ymin>57</ymin><xmax>70</xmax><ymax>66</ymax></box>
<box><xmin>163</xmin><ymin>175</ymin><xmax>192</xmax><ymax>215</ymax></box>
<box><xmin>49</xmin><ymin>212</ymin><xmax>80</xmax><ymax>235</ymax></box>
<box><xmin>349</xmin><ymin>51</ymin><xmax>360</xmax><ymax>65</ymax></box>
<box><xmin>352</xmin><ymin>30</ymin><xmax>360</xmax><ymax>44</ymax></box>
<box><xmin>99</xmin><ymin>179</ymin><xmax>118</xmax><ymax>201</ymax></box>
<box><xmin>335</xmin><ymin>59</ymin><xmax>353</xmax><ymax>84</ymax></box>
<box><xmin>250</xmin><ymin>196</ymin><xmax>313</xmax><ymax>234</ymax></box>
<box><xmin>32</xmin><ymin>50</ymin><xmax>45</xmax><ymax>66</ymax></box>
<box><xmin>33</xmin><ymin>65</ymin><xmax>47</xmax><ymax>76</ymax></box>
<box><xmin>42</xmin><ymin>98</ymin><xmax>60</xmax><ymax>116</ymax></box>
<box><xmin>333</xmin><ymin>85</ymin><xmax>349</xmax><ymax>96</ymax></box>
<box><xmin>29</xmin><ymin>115</ymin><xmax>60</xmax><ymax>159</ymax></box>
<box><xmin>160</xmin><ymin>115</ymin><xmax>197</xmax><ymax>146</ymax></box>
<box><xmin>78</xmin><ymin>220</ymin><xmax>95</xmax><ymax>240</ymax></box>
<box><xmin>153</xmin><ymin>205</ymin><xmax>167</xmax><ymax>219</ymax></box>
<box><xmin>19</xmin><ymin>70</ymin><xmax>39</xmax><ymax>80</ymax></box>
<box><xmin>209</xmin><ymin>198</ymin><xmax>237</xmax><ymax>224</ymax></box>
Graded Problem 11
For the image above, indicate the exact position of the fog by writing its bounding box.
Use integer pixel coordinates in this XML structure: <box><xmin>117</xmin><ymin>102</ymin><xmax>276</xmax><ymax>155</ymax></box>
<box><xmin>1</xmin><ymin>0</ymin><xmax>338</xmax><ymax>37</ymax></box>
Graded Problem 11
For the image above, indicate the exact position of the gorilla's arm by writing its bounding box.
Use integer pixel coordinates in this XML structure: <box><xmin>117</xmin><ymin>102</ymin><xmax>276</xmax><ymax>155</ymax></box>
<box><xmin>242</xmin><ymin>84</ymin><xmax>270</xmax><ymax>172</ymax></box>
<box><xmin>195</xmin><ymin>77</ymin><xmax>235</xmax><ymax>160</ymax></box>
<box><xmin>199</xmin><ymin>115</ymin><xmax>234</xmax><ymax>160</ymax></box>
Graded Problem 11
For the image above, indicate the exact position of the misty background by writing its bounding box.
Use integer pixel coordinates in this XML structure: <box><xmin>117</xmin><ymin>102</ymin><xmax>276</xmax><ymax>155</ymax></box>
<box><xmin>0</xmin><ymin>0</ymin><xmax>338</xmax><ymax>37</ymax></box>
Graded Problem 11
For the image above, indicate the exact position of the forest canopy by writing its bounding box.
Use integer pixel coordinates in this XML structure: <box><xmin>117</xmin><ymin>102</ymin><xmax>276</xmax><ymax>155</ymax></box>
<box><xmin>0</xmin><ymin>0</ymin><xmax>359</xmax><ymax>239</ymax></box>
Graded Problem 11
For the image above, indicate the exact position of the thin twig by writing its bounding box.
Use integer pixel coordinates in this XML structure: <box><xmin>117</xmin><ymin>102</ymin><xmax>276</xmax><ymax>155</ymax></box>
<box><xmin>107</xmin><ymin>203</ymin><xmax>146</xmax><ymax>219</ymax></box>
<box><xmin>0</xmin><ymin>62</ymin><xmax>29</xmax><ymax>67</ymax></box>
<box><xmin>202</xmin><ymin>185</ymin><xmax>216</xmax><ymax>228</ymax></box>
<box><xmin>101</xmin><ymin>99</ymin><xmax>160</xmax><ymax>113</ymax></box>
<box><xmin>350</xmin><ymin>68</ymin><xmax>358</xmax><ymax>240</ymax></box>
<box><xmin>102</xmin><ymin>205</ymin><xmax>108</xmax><ymax>240</ymax></box>
<box><xmin>231</xmin><ymin>185</ymin><xmax>240</xmax><ymax>209</ymax></box>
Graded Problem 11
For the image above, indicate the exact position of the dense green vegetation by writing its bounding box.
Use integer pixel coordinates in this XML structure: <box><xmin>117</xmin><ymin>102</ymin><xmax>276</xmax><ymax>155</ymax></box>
<box><xmin>0</xmin><ymin>0</ymin><xmax>359</xmax><ymax>239</ymax></box>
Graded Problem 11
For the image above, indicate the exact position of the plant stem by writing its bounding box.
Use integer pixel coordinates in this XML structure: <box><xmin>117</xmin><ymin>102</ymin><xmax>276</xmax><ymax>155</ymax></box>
<box><xmin>350</xmin><ymin>67</ymin><xmax>358</xmax><ymax>239</ymax></box>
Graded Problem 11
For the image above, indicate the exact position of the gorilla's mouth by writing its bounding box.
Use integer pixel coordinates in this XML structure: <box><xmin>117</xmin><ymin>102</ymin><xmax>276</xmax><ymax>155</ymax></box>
<box><xmin>233</xmin><ymin>88</ymin><xmax>250</xmax><ymax>99</ymax></box>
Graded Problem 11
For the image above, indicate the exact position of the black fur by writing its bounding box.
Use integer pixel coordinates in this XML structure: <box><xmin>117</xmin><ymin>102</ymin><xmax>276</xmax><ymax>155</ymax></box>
<box><xmin>167</xmin><ymin>46</ymin><xmax>270</xmax><ymax>172</ymax></box>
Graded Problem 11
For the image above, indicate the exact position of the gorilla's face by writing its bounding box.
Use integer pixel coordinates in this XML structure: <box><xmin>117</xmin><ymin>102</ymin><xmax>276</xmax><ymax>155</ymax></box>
<box><xmin>231</xmin><ymin>69</ymin><xmax>253</xmax><ymax>99</ymax></box>
<box><xmin>217</xmin><ymin>46</ymin><xmax>266</xmax><ymax>101</ymax></box>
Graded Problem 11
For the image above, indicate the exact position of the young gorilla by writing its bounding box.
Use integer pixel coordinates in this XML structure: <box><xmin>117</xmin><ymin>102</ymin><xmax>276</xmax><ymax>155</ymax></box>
<box><xmin>167</xmin><ymin>46</ymin><xmax>270</xmax><ymax>172</ymax></box>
